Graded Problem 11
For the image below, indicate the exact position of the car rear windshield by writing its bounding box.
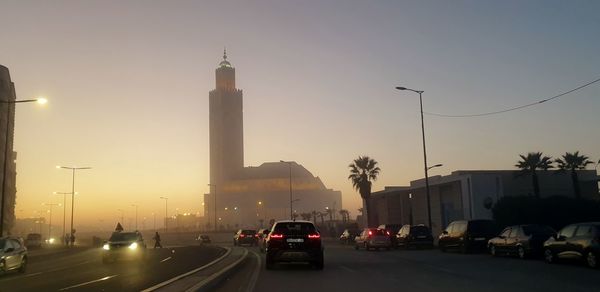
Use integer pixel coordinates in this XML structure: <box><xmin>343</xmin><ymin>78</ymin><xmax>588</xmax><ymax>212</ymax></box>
<box><xmin>109</xmin><ymin>232</ymin><xmax>139</xmax><ymax>241</ymax></box>
<box><xmin>523</xmin><ymin>225</ymin><xmax>555</xmax><ymax>236</ymax></box>
<box><xmin>468</xmin><ymin>220</ymin><xmax>496</xmax><ymax>233</ymax></box>
<box><xmin>410</xmin><ymin>226</ymin><xmax>430</xmax><ymax>235</ymax></box>
<box><xmin>27</xmin><ymin>234</ymin><xmax>41</xmax><ymax>240</ymax></box>
<box><xmin>273</xmin><ymin>223</ymin><xmax>316</xmax><ymax>234</ymax></box>
<box><xmin>370</xmin><ymin>229</ymin><xmax>387</xmax><ymax>235</ymax></box>
<box><xmin>242</xmin><ymin>230</ymin><xmax>256</xmax><ymax>235</ymax></box>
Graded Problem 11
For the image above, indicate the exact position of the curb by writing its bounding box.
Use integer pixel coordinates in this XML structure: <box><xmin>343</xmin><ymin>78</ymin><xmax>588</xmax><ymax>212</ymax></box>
<box><xmin>186</xmin><ymin>248</ymin><xmax>249</xmax><ymax>292</ymax></box>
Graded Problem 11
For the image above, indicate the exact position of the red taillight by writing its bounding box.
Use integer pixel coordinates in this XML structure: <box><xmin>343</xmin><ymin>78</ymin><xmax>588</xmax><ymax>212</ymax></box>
<box><xmin>386</xmin><ymin>231</ymin><xmax>390</xmax><ymax>236</ymax></box>
<box><xmin>308</xmin><ymin>234</ymin><xmax>321</xmax><ymax>239</ymax></box>
<box><xmin>368</xmin><ymin>230</ymin><xmax>373</xmax><ymax>236</ymax></box>
<box><xmin>270</xmin><ymin>234</ymin><xmax>284</xmax><ymax>239</ymax></box>
<box><xmin>255</xmin><ymin>234</ymin><xmax>259</xmax><ymax>238</ymax></box>
<box><xmin>240</xmin><ymin>234</ymin><xmax>245</xmax><ymax>238</ymax></box>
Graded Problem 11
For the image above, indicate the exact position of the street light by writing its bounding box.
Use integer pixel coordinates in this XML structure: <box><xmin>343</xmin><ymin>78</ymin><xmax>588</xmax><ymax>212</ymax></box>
<box><xmin>160</xmin><ymin>197</ymin><xmax>168</xmax><ymax>232</ymax></box>
<box><xmin>43</xmin><ymin>203</ymin><xmax>60</xmax><ymax>241</ymax></box>
<box><xmin>280</xmin><ymin>160</ymin><xmax>293</xmax><ymax>220</ymax></box>
<box><xmin>428</xmin><ymin>164</ymin><xmax>443</xmax><ymax>171</ymax></box>
<box><xmin>53</xmin><ymin>191</ymin><xmax>76</xmax><ymax>244</ymax></box>
<box><xmin>208</xmin><ymin>184</ymin><xmax>217</xmax><ymax>231</ymax></box>
<box><xmin>395</xmin><ymin>86</ymin><xmax>434</xmax><ymax>229</ymax></box>
<box><xmin>131</xmin><ymin>204</ymin><xmax>138</xmax><ymax>230</ymax></box>
<box><xmin>408</xmin><ymin>193</ymin><xmax>413</xmax><ymax>225</ymax></box>
<box><xmin>56</xmin><ymin>165</ymin><xmax>91</xmax><ymax>246</ymax></box>
<box><xmin>0</xmin><ymin>97</ymin><xmax>47</xmax><ymax>236</ymax></box>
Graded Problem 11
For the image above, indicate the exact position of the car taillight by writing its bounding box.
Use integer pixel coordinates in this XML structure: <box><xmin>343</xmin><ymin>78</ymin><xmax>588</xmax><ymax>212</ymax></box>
<box><xmin>255</xmin><ymin>234</ymin><xmax>260</xmax><ymax>238</ymax></box>
<box><xmin>386</xmin><ymin>231</ymin><xmax>390</xmax><ymax>236</ymax></box>
<box><xmin>240</xmin><ymin>234</ymin><xmax>245</xmax><ymax>238</ymax></box>
<box><xmin>308</xmin><ymin>234</ymin><xmax>321</xmax><ymax>239</ymax></box>
<box><xmin>368</xmin><ymin>230</ymin><xmax>373</xmax><ymax>236</ymax></box>
<box><xmin>270</xmin><ymin>234</ymin><xmax>284</xmax><ymax>239</ymax></box>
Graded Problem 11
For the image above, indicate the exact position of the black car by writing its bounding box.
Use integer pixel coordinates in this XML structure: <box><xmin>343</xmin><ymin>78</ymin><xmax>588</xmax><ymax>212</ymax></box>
<box><xmin>396</xmin><ymin>224</ymin><xmax>434</xmax><ymax>249</ymax></box>
<box><xmin>378</xmin><ymin>224</ymin><xmax>402</xmax><ymax>248</ymax></box>
<box><xmin>265</xmin><ymin>220</ymin><xmax>324</xmax><ymax>270</ymax></box>
<box><xmin>439</xmin><ymin>219</ymin><xmax>498</xmax><ymax>253</ymax></box>
<box><xmin>339</xmin><ymin>228</ymin><xmax>359</xmax><ymax>245</ymax></box>
<box><xmin>233</xmin><ymin>229</ymin><xmax>257</xmax><ymax>246</ymax></box>
<box><xmin>0</xmin><ymin>237</ymin><xmax>28</xmax><ymax>274</ymax></box>
<box><xmin>102</xmin><ymin>231</ymin><xmax>147</xmax><ymax>263</ymax></box>
<box><xmin>543</xmin><ymin>222</ymin><xmax>600</xmax><ymax>268</ymax></box>
<box><xmin>488</xmin><ymin>224</ymin><xmax>555</xmax><ymax>259</ymax></box>
<box><xmin>196</xmin><ymin>234</ymin><xmax>211</xmax><ymax>244</ymax></box>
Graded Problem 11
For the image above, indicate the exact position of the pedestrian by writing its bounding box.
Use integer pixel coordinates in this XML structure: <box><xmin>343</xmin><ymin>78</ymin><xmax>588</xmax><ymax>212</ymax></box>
<box><xmin>153</xmin><ymin>231</ymin><xmax>163</xmax><ymax>248</ymax></box>
<box><xmin>70</xmin><ymin>234</ymin><xmax>75</xmax><ymax>246</ymax></box>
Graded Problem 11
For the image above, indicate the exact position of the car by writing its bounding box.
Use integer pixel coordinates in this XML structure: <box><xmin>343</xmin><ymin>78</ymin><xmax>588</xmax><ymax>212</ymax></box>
<box><xmin>543</xmin><ymin>222</ymin><xmax>600</xmax><ymax>268</ymax></box>
<box><xmin>265</xmin><ymin>220</ymin><xmax>324</xmax><ymax>270</ymax></box>
<box><xmin>25</xmin><ymin>233</ymin><xmax>42</xmax><ymax>249</ymax></box>
<box><xmin>396</xmin><ymin>224</ymin><xmax>434</xmax><ymax>249</ymax></box>
<box><xmin>354</xmin><ymin>228</ymin><xmax>392</xmax><ymax>251</ymax></box>
<box><xmin>339</xmin><ymin>228</ymin><xmax>359</xmax><ymax>245</ymax></box>
<box><xmin>488</xmin><ymin>224</ymin><xmax>555</xmax><ymax>259</ymax></box>
<box><xmin>233</xmin><ymin>229</ymin><xmax>258</xmax><ymax>246</ymax></box>
<box><xmin>0</xmin><ymin>237</ymin><xmax>28</xmax><ymax>275</ymax></box>
<box><xmin>439</xmin><ymin>219</ymin><xmax>498</xmax><ymax>253</ymax></box>
<box><xmin>102</xmin><ymin>231</ymin><xmax>147</xmax><ymax>264</ymax></box>
<box><xmin>378</xmin><ymin>224</ymin><xmax>402</xmax><ymax>248</ymax></box>
<box><xmin>196</xmin><ymin>234</ymin><xmax>211</xmax><ymax>244</ymax></box>
<box><xmin>256</xmin><ymin>228</ymin><xmax>270</xmax><ymax>253</ymax></box>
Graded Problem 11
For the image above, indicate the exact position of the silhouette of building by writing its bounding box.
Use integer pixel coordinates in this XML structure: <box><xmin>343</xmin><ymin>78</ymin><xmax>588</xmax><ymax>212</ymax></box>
<box><xmin>0</xmin><ymin>65</ymin><xmax>17</xmax><ymax>236</ymax></box>
<box><xmin>204</xmin><ymin>51</ymin><xmax>341</xmax><ymax>229</ymax></box>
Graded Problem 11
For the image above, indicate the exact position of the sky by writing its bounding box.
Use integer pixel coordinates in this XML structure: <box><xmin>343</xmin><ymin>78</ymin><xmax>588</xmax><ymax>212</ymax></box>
<box><xmin>1</xmin><ymin>0</ymin><xmax>599</xmax><ymax>231</ymax></box>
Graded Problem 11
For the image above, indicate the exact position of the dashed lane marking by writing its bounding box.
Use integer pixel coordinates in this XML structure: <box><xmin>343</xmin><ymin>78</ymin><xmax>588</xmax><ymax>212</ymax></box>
<box><xmin>58</xmin><ymin>275</ymin><xmax>118</xmax><ymax>290</ymax></box>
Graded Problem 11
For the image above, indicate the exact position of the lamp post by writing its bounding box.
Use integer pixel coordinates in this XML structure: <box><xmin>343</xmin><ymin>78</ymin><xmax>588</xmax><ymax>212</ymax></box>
<box><xmin>53</xmin><ymin>191</ymin><xmax>74</xmax><ymax>244</ymax></box>
<box><xmin>0</xmin><ymin>97</ymin><xmax>47</xmax><ymax>236</ymax></box>
<box><xmin>43</xmin><ymin>203</ymin><xmax>60</xmax><ymax>240</ymax></box>
<box><xmin>395</xmin><ymin>86</ymin><xmax>435</xmax><ymax>229</ymax></box>
<box><xmin>280</xmin><ymin>160</ymin><xmax>293</xmax><ymax>219</ymax></box>
<box><xmin>131</xmin><ymin>204</ymin><xmax>138</xmax><ymax>230</ymax></box>
<box><xmin>160</xmin><ymin>197</ymin><xmax>168</xmax><ymax>232</ymax></box>
<box><xmin>56</xmin><ymin>165</ymin><xmax>91</xmax><ymax>246</ymax></box>
<box><xmin>208</xmin><ymin>184</ymin><xmax>217</xmax><ymax>231</ymax></box>
<box><xmin>408</xmin><ymin>193</ymin><xmax>413</xmax><ymax>225</ymax></box>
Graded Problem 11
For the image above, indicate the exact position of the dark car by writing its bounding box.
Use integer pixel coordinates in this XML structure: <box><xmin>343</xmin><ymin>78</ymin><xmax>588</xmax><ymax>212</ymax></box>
<box><xmin>265</xmin><ymin>220</ymin><xmax>324</xmax><ymax>270</ymax></box>
<box><xmin>25</xmin><ymin>233</ymin><xmax>42</xmax><ymax>249</ymax></box>
<box><xmin>396</xmin><ymin>224</ymin><xmax>434</xmax><ymax>249</ymax></box>
<box><xmin>439</xmin><ymin>219</ymin><xmax>498</xmax><ymax>253</ymax></box>
<box><xmin>196</xmin><ymin>234</ymin><xmax>211</xmax><ymax>244</ymax></box>
<box><xmin>0</xmin><ymin>237</ymin><xmax>28</xmax><ymax>274</ymax></box>
<box><xmin>102</xmin><ymin>231</ymin><xmax>147</xmax><ymax>263</ymax></box>
<box><xmin>354</xmin><ymin>228</ymin><xmax>392</xmax><ymax>251</ymax></box>
<box><xmin>257</xmin><ymin>228</ymin><xmax>270</xmax><ymax>253</ymax></box>
<box><xmin>543</xmin><ymin>222</ymin><xmax>600</xmax><ymax>268</ymax></box>
<box><xmin>339</xmin><ymin>228</ymin><xmax>359</xmax><ymax>245</ymax></box>
<box><xmin>378</xmin><ymin>224</ymin><xmax>402</xmax><ymax>248</ymax></box>
<box><xmin>488</xmin><ymin>224</ymin><xmax>555</xmax><ymax>259</ymax></box>
<box><xmin>234</xmin><ymin>229</ymin><xmax>258</xmax><ymax>246</ymax></box>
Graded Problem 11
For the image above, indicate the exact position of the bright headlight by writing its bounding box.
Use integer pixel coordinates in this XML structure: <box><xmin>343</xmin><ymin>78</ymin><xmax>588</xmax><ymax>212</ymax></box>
<box><xmin>103</xmin><ymin>244</ymin><xmax>110</xmax><ymax>250</ymax></box>
<box><xmin>128</xmin><ymin>242</ymin><xmax>138</xmax><ymax>250</ymax></box>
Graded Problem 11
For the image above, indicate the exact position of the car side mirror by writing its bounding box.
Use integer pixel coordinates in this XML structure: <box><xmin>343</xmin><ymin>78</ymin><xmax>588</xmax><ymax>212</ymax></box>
<box><xmin>5</xmin><ymin>247</ymin><xmax>14</xmax><ymax>253</ymax></box>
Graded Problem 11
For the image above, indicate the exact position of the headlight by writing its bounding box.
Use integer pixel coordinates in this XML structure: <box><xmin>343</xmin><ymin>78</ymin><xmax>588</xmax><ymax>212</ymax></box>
<box><xmin>103</xmin><ymin>244</ymin><xmax>110</xmax><ymax>250</ymax></box>
<box><xmin>128</xmin><ymin>242</ymin><xmax>138</xmax><ymax>250</ymax></box>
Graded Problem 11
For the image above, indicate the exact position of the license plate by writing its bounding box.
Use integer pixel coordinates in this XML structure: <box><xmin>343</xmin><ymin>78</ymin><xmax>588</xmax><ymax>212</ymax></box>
<box><xmin>474</xmin><ymin>237</ymin><xmax>486</xmax><ymax>241</ymax></box>
<box><xmin>287</xmin><ymin>238</ymin><xmax>304</xmax><ymax>243</ymax></box>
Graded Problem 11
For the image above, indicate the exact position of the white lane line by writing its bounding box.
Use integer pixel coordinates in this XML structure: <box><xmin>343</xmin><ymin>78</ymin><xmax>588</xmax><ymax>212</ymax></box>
<box><xmin>23</xmin><ymin>272</ymin><xmax>44</xmax><ymax>277</ymax></box>
<box><xmin>160</xmin><ymin>256</ymin><xmax>172</xmax><ymax>263</ymax></box>
<box><xmin>140</xmin><ymin>247</ymin><xmax>232</xmax><ymax>292</ymax></box>
<box><xmin>340</xmin><ymin>265</ymin><xmax>357</xmax><ymax>273</ymax></box>
<box><xmin>243</xmin><ymin>250</ymin><xmax>261</xmax><ymax>292</ymax></box>
<box><xmin>58</xmin><ymin>275</ymin><xmax>118</xmax><ymax>291</ymax></box>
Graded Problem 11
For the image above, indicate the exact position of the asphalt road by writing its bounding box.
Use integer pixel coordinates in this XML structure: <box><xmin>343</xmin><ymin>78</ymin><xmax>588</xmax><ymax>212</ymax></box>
<box><xmin>0</xmin><ymin>244</ymin><xmax>224</xmax><ymax>292</ymax></box>
<box><xmin>217</xmin><ymin>242</ymin><xmax>600</xmax><ymax>292</ymax></box>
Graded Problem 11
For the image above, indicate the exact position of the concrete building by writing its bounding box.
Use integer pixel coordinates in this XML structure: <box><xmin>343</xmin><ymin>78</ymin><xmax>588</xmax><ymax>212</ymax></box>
<box><xmin>0</xmin><ymin>65</ymin><xmax>17</xmax><ymax>236</ymax></box>
<box><xmin>204</xmin><ymin>51</ymin><xmax>341</xmax><ymax>230</ymax></box>
<box><xmin>370</xmin><ymin>170</ymin><xmax>599</xmax><ymax>236</ymax></box>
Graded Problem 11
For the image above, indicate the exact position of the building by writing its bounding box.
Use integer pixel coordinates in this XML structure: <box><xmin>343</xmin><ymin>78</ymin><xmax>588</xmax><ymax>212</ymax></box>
<box><xmin>204</xmin><ymin>51</ymin><xmax>341</xmax><ymax>230</ymax></box>
<box><xmin>369</xmin><ymin>170</ymin><xmax>599</xmax><ymax>236</ymax></box>
<box><xmin>0</xmin><ymin>65</ymin><xmax>17</xmax><ymax>236</ymax></box>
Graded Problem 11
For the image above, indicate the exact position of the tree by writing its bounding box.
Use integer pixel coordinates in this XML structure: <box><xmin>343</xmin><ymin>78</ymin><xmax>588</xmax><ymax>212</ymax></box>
<box><xmin>339</xmin><ymin>209</ymin><xmax>349</xmax><ymax>223</ymax></box>
<box><xmin>555</xmin><ymin>151</ymin><xmax>593</xmax><ymax>199</ymax></box>
<box><xmin>300</xmin><ymin>212</ymin><xmax>312</xmax><ymax>221</ymax></box>
<box><xmin>311</xmin><ymin>210</ymin><xmax>318</xmax><ymax>224</ymax></box>
<box><xmin>325</xmin><ymin>208</ymin><xmax>333</xmax><ymax>222</ymax></box>
<box><xmin>348</xmin><ymin>156</ymin><xmax>380</xmax><ymax>227</ymax></box>
<box><xmin>515</xmin><ymin>152</ymin><xmax>553</xmax><ymax>199</ymax></box>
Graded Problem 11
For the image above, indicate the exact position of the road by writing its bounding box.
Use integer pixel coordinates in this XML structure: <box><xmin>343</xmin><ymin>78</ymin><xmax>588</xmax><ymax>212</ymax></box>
<box><xmin>0</xmin><ymin>245</ymin><xmax>224</xmax><ymax>292</ymax></box>
<box><xmin>217</xmin><ymin>241</ymin><xmax>599</xmax><ymax>292</ymax></box>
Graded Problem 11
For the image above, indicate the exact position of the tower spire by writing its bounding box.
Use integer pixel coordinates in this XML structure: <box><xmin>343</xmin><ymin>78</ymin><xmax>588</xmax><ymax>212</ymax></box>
<box><xmin>223</xmin><ymin>47</ymin><xmax>227</xmax><ymax>60</ymax></box>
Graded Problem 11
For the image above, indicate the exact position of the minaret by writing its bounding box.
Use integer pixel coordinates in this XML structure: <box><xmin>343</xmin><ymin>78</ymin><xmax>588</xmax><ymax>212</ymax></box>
<box><xmin>209</xmin><ymin>49</ymin><xmax>244</xmax><ymax>186</ymax></box>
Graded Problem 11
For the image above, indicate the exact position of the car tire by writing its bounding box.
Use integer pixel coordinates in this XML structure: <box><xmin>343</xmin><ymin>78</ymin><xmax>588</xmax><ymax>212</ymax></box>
<box><xmin>439</xmin><ymin>243</ymin><xmax>446</xmax><ymax>252</ymax></box>
<box><xmin>518</xmin><ymin>246</ymin><xmax>527</xmax><ymax>259</ymax></box>
<box><xmin>460</xmin><ymin>243</ymin><xmax>469</xmax><ymax>254</ymax></box>
<box><xmin>586</xmin><ymin>251</ymin><xmax>597</xmax><ymax>269</ymax></box>
<box><xmin>544</xmin><ymin>248</ymin><xmax>555</xmax><ymax>264</ymax></box>
<box><xmin>314</xmin><ymin>253</ymin><xmax>324</xmax><ymax>270</ymax></box>
<box><xmin>18</xmin><ymin>257</ymin><xmax>27</xmax><ymax>273</ymax></box>
<box><xmin>490</xmin><ymin>245</ymin><xmax>497</xmax><ymax>257</ymax></box>
<box><xmin>0</xmin><ymin>260</ymin><xmax>6</xmax><ymax>275</ymax></box>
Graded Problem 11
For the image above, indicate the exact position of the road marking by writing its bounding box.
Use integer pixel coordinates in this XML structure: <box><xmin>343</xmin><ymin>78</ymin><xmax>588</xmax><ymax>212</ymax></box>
<box><xmin>23</xmin><ymin>272</ymin><xmax>44</xmax><ymax>277</ymax></box>
<box><xmin>340</xmin><ymin>265</ymin><xmax>357</xmax><ymax>273</ymax></box>
<box><xmin>244</xmin><ymin>250</ymin><xmax>261</xmax><ymax>292</ymax></box>
<box><xmin>185</xmin><ymin>248</ymin><xmax>248</xmax><ymax>292</ymax></box>
<box><xmin>58</xmin><ymin>275</ymin><xmax>117</xmax><ymax>290</ymax></box>
<box><xmin>140</xmin><ymin>247</ymin><xmax>231</xmax><ymax>292</ymax></box>
<box><xmin>160</xmin><ymin>256</ymin><xmax>172</xmax><ymax>263</ymax></box>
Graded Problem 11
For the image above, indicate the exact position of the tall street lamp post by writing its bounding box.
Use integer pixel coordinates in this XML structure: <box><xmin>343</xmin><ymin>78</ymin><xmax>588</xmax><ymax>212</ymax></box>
<box><xmin>280</xmin><ymin>160</ymin><xmax>293</xmax><ymax>220</ymax></box>
<box><xmin>0</xmin><ymin>97</ymin><xmax>47</xmax><ymax>236</ymax></box>
<box><xmin>131</xmin><ymin>204</ymin><xmax>138</xmax><ymax>230</ymax></box>
<box><xmin>208</xmin><ymin>184</ymin><xmax>217</xmax><ymax>231</ymax></box>
<box><xmin>56</xmin><ymin>165</ymin><xmax>91</xmax><ymax>246</ymax></box>
<box><xmin>53</xmin><ymin>191</ymin><xmax>74</xmax><ymax>244</ymax></box>
<box><xmin>160</xmin><ymin>197</ymin><xmax>168</xmax><ymax>232</ymax></box>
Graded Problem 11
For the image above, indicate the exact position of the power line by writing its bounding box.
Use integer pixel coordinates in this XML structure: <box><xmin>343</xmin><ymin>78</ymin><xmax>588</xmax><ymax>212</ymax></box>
<box><xmin>424</xmin><ymin>77</ymin><xmax>600</xmax><ymax>118</ymax></box>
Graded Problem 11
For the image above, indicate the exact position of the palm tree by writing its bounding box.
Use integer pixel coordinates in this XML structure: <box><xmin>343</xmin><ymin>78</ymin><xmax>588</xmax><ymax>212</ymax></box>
<box><xmin>339</xmin><ymin>209</ymin><xmax>349</xmax><ymax>223</ymax></box>
<box><xmin>348</xmin><ymin>156</ymin><xmax>381</xmax><ymax>227</ymax></box>
<box><xmin>300</xmin><ymin>212</ymin><xmax>312</xmax><ymax>221</ymax></box>
<box><xmin>311</xmin><ymin>210</ymin><xmax>318</xmax><ymax>224</ymax></box>
<box><xmin>515</xmin><ymin>152</ymin><xmax>553</xmax><ymax>198</ymax></box>
<box><xmin>555</xmin><ymin>151</ymin><xmax>593</xmax><ymax>199</ymax></box>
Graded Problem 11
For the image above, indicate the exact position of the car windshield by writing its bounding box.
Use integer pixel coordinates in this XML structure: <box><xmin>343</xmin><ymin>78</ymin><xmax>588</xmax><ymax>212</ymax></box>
<box><xmin>410</xmin><ymin>226</ymin><xmax>430</xmax><ymax>235</ymax></box>
<box><xmin>523</xmin><ymin>225</ymin><xmax>555</xmax><ymax>236</ymax></box>
<box><xmin>273</xmin><ymin>223</ymin><xmax>316</xmax><ymax>234</ymax></box>
<box><xmin>109</xmin><ymin>232</ymin><xmax>139</xmax><ymax>242</ymax></box>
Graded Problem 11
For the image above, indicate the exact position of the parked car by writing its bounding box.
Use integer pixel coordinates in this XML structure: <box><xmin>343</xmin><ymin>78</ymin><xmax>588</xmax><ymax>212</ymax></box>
<box><xmin>25</xmin><ymin>233</ymin><xmax>42</xmax><ymax>249</ymax></box>
<box><xmin>488</xmin><ymin>224</ymin><xmax>555</xmax><ymax>259</ymax></box>
<box><xmin>233</xmin><ymin>229</ymin><xmax>258</xmax><ymax>246</ymax></box>
<box><xmin>439</xmin><ymin>219</ymin><xmax>498</xmax><ymax>253</ymax></box>
<box><xmin>196</xmin><ymin>234</ymin><xmax>211</xmax><ymax>244</ymax></box>
<box><xmin>257</xmin><ymin>228</ymin><xmax>270</xmax><ymax>253</ymax></box>
<box><xmin>378</xmin><ymin>224</ymin><xmax>402</xmax><ymax>248</ymax></box>
<box><xmin>396</xmin><ymin>224</ymin><xmax>434</xmax><ymax>249</ymax></box>
<box><xmin>543</xmin><ymin>222</ymin><xmax>600</xmax><ymax>268</ymax></box>
<box><xmin>355</xmin><ymin>228</ymin><xmax>392</xmax><ymax>251</ymax></box>
<box><xmin>339</xmin><ymin>228</ymin><xmax>359</xmax><ymax>245</ymax></box>
<box><xmin>102</xmin><ymin>231</ymin><xmax>147</xmax><ymax>264</ymax></box>
<box><xmin>0</xmin><ymin>237</ymin><xmax>28</xmax><ymax>274</ymax></box>
<box><xmin>265</xmin><ymin>220</ymin><xmax>324</xmax><ymax>270</ymax></box>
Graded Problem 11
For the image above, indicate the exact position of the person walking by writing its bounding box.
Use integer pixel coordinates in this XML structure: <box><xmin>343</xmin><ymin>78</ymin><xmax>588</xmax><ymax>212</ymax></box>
<box><xmin>153</xmin><ymin>231</ymin><xmax>163</xmax><ymax>248</ymax></box>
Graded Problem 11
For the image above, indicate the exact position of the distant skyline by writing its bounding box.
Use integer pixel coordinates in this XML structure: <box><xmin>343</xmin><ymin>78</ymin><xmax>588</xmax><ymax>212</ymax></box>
<box><xmin>1</xmin><ymin>1</ymin><xmax>599</xmax><ymax>230</ymax></box>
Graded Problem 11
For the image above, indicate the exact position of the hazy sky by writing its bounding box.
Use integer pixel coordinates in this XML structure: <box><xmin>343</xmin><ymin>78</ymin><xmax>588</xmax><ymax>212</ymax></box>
<box><xmin>1</xmin><ymin>0</ymin><xmax>599</xmax><ymax>230</ymax></box>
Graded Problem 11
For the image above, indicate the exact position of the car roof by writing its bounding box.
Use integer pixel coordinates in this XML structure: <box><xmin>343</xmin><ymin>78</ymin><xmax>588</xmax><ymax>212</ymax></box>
<box><xmin>274</xmin><ymin>220</ymin><xmax>314</xmax><ymax>224</ymax></box>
